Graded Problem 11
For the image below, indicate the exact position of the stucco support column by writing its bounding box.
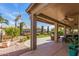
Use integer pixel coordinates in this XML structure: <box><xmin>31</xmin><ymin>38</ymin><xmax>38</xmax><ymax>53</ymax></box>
<box><xmin>78</xmin><ymin>16</ymin><xmax>79</xmax><ymax>36</ymax></box>
<box><xmin>54</xmin><ymin>23</ymin><xmax>58</xmax><ymax>42</ymax></box>
<box><xmin>77</xmin><ymin>15</ymin><xmax>79</xmax><ymax>42</ymax></box>
<box><xmin>30</xmin><ymin>14</ymin><xmax>37</xmax><ymax>50</ymax></box>
<box><xmin>64</xmin><ymin>26</ymin><xmax>66</xmax><ymax>36</ymax></box>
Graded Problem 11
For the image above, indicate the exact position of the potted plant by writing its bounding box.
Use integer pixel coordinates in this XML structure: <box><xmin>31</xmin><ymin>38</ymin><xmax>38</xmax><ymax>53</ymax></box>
<box><xmin>66</xmin><ymin>35</ymin><xmax>79</xmax><ymax>56</ymax></box>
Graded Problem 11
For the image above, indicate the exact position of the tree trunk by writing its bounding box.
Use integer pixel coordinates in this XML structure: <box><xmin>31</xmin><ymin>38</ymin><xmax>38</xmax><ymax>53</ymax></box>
<box><xmin>47</xmin><ymin>26</ymin><xmax>49</xmax><ymax>34</ymax></box>
<box><xmin>20</xmin><ymin>24</ymin><xmax>23</xmax><ymax>35</ymax></box>
<box><xmin>15</xmin><ymin>21</ymin><xmax>17</xmax><ymax>27</ymax></box>
<box><xmin>41</xmin><ymin>26</ymin><xmax>44</xmax><ymax>34</ymax></box>
<box><xmin>0</xmin><ymin>23</ymin><xmax>2</xmax><ymax>42</ymax></box>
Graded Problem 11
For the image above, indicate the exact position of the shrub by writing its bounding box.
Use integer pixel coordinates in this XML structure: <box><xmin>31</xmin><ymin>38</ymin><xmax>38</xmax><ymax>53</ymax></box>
<box><xmin>19</xmin><ymin>36</ymin><xmax>29</xmax><ymax>42</ymax></box>
<box><xmin>58</xmin><ymin>30</ymin><xmax>64</xmax><ymax>36</ymax></box>
<box><xmin>5</xmin><ymin>27</ymin><xmax>20</xmax><ymax>41</ymax></box>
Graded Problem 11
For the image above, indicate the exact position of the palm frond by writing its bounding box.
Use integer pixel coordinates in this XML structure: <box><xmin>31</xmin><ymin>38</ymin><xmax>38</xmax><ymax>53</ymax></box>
<box><xmin>0</xmin><ymin>16</ymin><xmax>9</xmax><ymax>24</ymax></box>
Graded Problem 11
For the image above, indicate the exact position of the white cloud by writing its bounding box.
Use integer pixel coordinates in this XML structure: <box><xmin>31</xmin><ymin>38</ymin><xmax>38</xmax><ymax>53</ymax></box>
<box><xmin>11</xmin><ymin>12</ymin><xmax>19</xmax><ymax>15</ymax></box>
<box><xmin>0</xmin><ymin>6</ymin><xmax>16</xmax><ymax>19</ymax></box>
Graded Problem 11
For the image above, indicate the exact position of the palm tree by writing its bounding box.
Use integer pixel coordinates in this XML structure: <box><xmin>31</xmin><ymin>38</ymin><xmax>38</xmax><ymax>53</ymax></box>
<box><xmin>0</xmin><ymin>16</ymin><xmax>8</xmax><ymax>42</ymax></box>
<box><xmin>47</xmin><ymin>26</ymin><xmax>49</xmax><ymax>34</ymax></box>
<box><xmin>20</xmin><ymin>22</ymin><xmax>25</xmax><ymax>35</ymax></box>
<box><xmin>15</xmin><ymin>15</ymin><xmax>21</xmax><ymax>27</ymax></box>
<box><xmin>41</xmin><ymin>26</ymin><xmax>44</xmax><ymax>34</ymax></box>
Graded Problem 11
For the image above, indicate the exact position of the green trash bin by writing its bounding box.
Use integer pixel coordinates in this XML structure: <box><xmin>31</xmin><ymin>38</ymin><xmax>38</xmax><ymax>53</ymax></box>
<box><xmin>68</xmin><ymin>44</ymin><xmax>78</xmax><ymax>56</ymax></box>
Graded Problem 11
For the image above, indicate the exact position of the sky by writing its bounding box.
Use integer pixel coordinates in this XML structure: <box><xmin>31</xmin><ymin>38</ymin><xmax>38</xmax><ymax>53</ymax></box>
<box><xmin>0</xmin><ymin>3</ymin><xmax>54</xmax><ymax>30</ymax></box>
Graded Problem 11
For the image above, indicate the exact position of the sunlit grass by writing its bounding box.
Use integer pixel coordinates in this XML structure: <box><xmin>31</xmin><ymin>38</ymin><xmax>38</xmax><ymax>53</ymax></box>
<box><xmin>18</xmin><ymin>33</ymin><xmax>50</xmax><ymax>42</ymax></box>
<box><xmin>37</xmin><ymin>33</ymin><xmax>50</xmax><ymax>38</ymax></box>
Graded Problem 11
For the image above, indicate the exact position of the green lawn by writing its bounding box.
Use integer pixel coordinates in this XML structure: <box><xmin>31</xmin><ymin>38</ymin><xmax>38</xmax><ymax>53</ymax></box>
<box><xmin>19</xmin><ymin>33</ymin><xmax>50</xmax><ymax>42</ymax></box>
<box><xmin>37</xmin><ymin>34</ymin><xmax>50</xmax><ymax>38</ymax></box>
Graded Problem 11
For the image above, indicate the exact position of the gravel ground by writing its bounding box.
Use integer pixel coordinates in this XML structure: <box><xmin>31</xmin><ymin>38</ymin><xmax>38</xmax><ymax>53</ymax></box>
<box><xmin>0</xmin><ymin>37</ymin><xmax>51</xmax><ymax>55</ymax></box>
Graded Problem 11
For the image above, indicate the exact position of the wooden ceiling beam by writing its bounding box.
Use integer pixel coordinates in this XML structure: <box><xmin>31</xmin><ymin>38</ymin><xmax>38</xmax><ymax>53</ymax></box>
<box><xmin>37</xmin><ymin>13</ymin><xmax>71</xmax><ymax>27</ymax></box>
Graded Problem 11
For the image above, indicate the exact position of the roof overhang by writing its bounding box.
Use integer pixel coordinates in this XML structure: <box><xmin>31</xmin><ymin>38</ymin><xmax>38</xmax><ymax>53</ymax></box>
<box><xmin>26</xmin><ymin>3</ymin><xmax>79</xmax><ymax>28</ymax></box>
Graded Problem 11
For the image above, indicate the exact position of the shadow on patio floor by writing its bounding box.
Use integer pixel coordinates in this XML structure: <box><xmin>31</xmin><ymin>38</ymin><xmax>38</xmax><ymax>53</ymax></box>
<box><xmin>20</xmin><ymin>41</ymin><xmax>68</xmax><ymax>56</ymax></box>
<box><xmin>0</xmin><ymin>48</ymin><xmax>31</xmax><ymax>56</ymax></box>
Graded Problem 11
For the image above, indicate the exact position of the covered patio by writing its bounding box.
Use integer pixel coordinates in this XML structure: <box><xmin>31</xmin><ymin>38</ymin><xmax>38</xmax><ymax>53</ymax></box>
<box><xmin>21</xmin><ymin>3</ymin><xmax>79</xmax><ymax>56</ymax></box>
<box><xmin>21</xmin><ymin>40</ymin><xmax>67</xmax><ymax>56</ymax></box>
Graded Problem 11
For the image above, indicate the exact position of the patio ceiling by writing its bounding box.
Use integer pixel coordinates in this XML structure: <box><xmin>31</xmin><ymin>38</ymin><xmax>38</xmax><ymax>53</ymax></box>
<box><xmin>26</xmin><ymin>3</ymin><xmax>79</xmax><ymax>28</ymax></box>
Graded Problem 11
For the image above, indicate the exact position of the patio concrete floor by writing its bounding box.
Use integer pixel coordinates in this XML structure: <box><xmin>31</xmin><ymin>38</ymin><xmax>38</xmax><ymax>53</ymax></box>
<box><xmin>21</xmin><ymin>37</ymin><xmax>69</xmax><ymax>56</ymax></box>
<box><xmin>20</xmin><ymin>43</ymin><xmax>68</xmax><ymax>56</ymax></box>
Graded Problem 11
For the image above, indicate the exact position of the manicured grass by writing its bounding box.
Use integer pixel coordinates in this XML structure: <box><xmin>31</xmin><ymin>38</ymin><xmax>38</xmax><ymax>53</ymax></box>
<box><xmin>37</xmin><ymin>34</ymin><xmax>50</xmax><ymax>38</ymax></box>
<box><xmin>19</xmin><ymin>34</ymin><xmax>50</xmax><ymax>42</ymax></box>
